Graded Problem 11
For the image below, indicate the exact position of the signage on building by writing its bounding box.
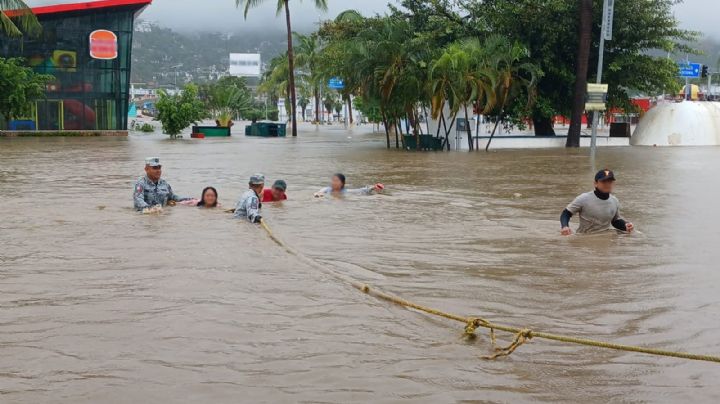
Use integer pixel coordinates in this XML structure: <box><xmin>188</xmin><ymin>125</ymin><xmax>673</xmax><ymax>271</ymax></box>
<box><xmin>229</xmin><ymin>53</ymin><xmax>262</xmax><ymax>77</ymax></box>
<box><xmin>89</xmin><ymin>29</ymin><xmax>118</xmax><ymax>60</ymax></box>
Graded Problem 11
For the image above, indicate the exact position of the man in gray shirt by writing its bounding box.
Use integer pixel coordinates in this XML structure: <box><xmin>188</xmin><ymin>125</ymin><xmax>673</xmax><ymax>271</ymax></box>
<box><xmin>560</xmin><ymin>169</ymin><xmax>634</xmax><ymax>235</ymax></box>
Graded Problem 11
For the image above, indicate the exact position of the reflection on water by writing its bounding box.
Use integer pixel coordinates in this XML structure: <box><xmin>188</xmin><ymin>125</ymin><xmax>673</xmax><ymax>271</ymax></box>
<box><xmin>1</xmin><ymin>127</ymin><xmax>719</xmax><ymax>403</ymax></box>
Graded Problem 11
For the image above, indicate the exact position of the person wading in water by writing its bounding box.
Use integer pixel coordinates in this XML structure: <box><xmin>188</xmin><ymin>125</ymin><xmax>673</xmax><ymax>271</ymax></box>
<box><xmin>560</xmin><ymin>169</ymin><xmax>634</xmax><ymax>235</ymax></box>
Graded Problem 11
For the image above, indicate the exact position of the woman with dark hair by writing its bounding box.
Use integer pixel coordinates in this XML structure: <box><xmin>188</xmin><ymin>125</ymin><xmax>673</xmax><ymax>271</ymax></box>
<box><xmin>196</xmin><ymin>186</ymin><xmax>219</xmax><ymax>208</ymax></box>
<box><xmin>314</xmin><ymin>173</ymin><xmax>384</xmax><ymax>197</ymax></box>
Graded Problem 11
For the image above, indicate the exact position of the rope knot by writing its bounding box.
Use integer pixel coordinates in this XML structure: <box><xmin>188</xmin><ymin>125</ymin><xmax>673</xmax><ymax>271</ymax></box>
<box><xmin>464</xmin><ymin>319</ymin><xmax>478</xmax><ymax>336</ymax></box>
<box><xmin>361</xmin><ymin>285</ymin><xmax>370</xmax><ymax>293</ymax></box>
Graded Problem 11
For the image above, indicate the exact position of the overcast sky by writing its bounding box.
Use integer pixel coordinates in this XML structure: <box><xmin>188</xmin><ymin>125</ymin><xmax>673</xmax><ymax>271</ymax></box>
<box><xmin>147</xmin><ymin>0</ymin><xmax>720</xmax><ymax>38</ymax></box>
<box><xmin>26</xmin><ymin>0</ymin><xmax>720</xmax><ymax>37</ymax></box>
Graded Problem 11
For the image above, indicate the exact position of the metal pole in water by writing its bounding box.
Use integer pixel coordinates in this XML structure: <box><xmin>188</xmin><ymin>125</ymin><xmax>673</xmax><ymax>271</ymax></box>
<box><xmin>591</xmin><ymin>0</ymin><xmax>611</xmax><ymax>155</ymax></box>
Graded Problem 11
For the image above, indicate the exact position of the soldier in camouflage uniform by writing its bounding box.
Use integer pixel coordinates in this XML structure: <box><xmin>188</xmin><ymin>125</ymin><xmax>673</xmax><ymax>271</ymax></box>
<box><xmin>234</xmin><ymin>174</ymin><xmax>265</xmax><ymax>223</ymax></box>
<box><xmin>133</xmin><ymin>157</ymin><xmax>190</xmax><ymax>212</ymax></box>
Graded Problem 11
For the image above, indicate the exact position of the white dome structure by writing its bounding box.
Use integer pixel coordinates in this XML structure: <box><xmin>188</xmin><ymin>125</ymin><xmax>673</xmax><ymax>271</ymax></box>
<box><xmin>631</xmin><ymin>102</ymin><xmax>720</xmax><ymax>146</ymax></box>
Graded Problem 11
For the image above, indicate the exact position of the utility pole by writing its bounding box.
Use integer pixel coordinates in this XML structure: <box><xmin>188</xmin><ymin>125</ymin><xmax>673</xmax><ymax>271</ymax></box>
<box><xmin>708</xmin><ymin>71</ymin><xmax>713</xmax><ymax>100</ymax></box>
<box><xmin>685</xmin><ymin>56</ymin><xmax>691</xmax><ymax>101</ymax></box>
<box><xmin>590</xmin><ymin>0</ymin><xmax>613</xmax><ymax>154</ymax></box>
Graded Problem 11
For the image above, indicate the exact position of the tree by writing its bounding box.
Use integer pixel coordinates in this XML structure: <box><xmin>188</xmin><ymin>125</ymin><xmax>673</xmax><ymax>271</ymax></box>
<box><xmin>0</xmin><ymin>0</ymin><xmax>41</xmax><ymax>37</ymax></box>
<box><xmin>236</xmin><ymin>0</ymin><xmax>329</xmax><ymax>137</ymax></box>
<box><xmin>294</xmin><ymin>32</ymin><xmax>323</xmax><ymax>123</ymax></box>
<box><xmin>481</xmin><ymin>36</ymin><xmax>540</xmax><ymax>150</ymax></box>
<box><xmin>205</xmin><ymin>76</ymin><xmax>253</xmax><ymax>127</ymax></box>
<box><xmin>566</xmin><ymin>0</ymin><xmax>593</xmax><ymax>147</ymax></box>
<box><xmin>323</xmin><ymin>92</ymin><xmax>337</xmax><ymax>121</ymax></box>
<box><xmin>259</xmin><ymin>54</ymin><xmax>291</xmax><ymax>120</ymax></box>
<box><xmin>297</xmin><ymin>94</ymin><xmax>310</xmax><ymax>121</ymax></box>
<box><xmin>468</xmin><ymin>0</ymin><xmax>695</xmax><ymax>139</ymax></box>
<box><xmin>156</xmin><ymin>84</ymin><xmax>207</xmax><ymax>138</ymax></box>
<box><xmin>0</xmin><ymin>57</ymin><xmax>52</xmax><ymax>128</ymax></box>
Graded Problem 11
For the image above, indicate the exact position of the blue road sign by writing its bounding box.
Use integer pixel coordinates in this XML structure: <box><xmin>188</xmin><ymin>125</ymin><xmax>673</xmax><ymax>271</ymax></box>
<box><xmin>328</xmin><ymin>77</ymin><xmax>345</xmax><ymax>90</ymax></box>
<box><xmin>679</xmin><ymin>62</ymin><xmax>702</xmax><ymax>78</ymax></box>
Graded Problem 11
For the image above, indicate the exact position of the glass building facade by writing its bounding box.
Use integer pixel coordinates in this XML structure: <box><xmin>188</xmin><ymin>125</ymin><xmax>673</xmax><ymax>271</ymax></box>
<box><xmin>0</xmin><ymin>1</ymin><xmax>150</xmax><ymax>131</ymax></box>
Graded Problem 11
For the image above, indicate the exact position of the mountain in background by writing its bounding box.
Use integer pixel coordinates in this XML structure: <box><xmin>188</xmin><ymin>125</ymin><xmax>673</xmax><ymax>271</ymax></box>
<box><xmin>130</xmin><ymin>20</ymin><xmax>290</xmax><ymax>85</ymax></box>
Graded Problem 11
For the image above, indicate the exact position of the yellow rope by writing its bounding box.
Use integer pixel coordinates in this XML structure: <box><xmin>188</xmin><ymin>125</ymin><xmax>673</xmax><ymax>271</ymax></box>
<box><xmin>259</xmin><ymin>220</ymin><xmax>720</xmax><ymax>364</ymax></box>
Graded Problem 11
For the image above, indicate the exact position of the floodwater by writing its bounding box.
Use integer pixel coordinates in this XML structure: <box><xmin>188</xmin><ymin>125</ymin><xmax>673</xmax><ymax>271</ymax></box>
<box><xmin>1</xmin><ymin>124</ymin><xmax>719</xmax><ymax>403</ymax></box>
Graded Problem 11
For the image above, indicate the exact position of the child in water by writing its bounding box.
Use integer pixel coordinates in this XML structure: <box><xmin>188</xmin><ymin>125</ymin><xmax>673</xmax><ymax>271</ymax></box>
<box><xmin>314</xmin><ymin>173</ymin><xmax>384</xmax><ymax>198</ymax></box>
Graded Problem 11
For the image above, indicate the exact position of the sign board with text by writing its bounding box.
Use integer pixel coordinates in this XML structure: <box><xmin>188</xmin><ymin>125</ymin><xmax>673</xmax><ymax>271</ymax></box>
<box><xmin>229</xmin><ymin>53</ymin><xmax>261</xmax><ymax>77</ymax></box>
<box><xmin>585</xmin><ymin>83</ymin><xmax>609</xmax><ymax>111</ymax></box>
<box><xmin>602</xmin><ymin>0</ymin><xmax>615</xmax><ymax>41</ymax></box>
<box><xmin>678</xmin><ymin>62</ymin><xmax>701</xmax><ymax>78</ymax></box>
<box><xmin>328</xmin><ymin>77</ymin><xmax>345</xmax><ymax>90</ymax></box>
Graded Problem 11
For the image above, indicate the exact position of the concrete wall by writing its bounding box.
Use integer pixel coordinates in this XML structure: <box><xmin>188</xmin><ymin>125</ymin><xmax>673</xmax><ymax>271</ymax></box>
<box><xmin>0</xmin><ymin>130</ymin><xmax>128</xmax><ymax>137</ymax></box>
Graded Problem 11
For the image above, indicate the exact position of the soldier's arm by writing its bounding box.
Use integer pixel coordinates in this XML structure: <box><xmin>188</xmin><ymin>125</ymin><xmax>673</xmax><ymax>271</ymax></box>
<box><xmin>133</xmin><ymin>182</ymin><xmax>149</xmax><ymax>211</ymax></box>
<box><xmin>168</xmin><ymin>183</ymin><xmax>190</xmax><ymax>202</ymax></box>
<box><xmin>246</xmin><ymin>195</ymin><xmax>262</xmax><ymax>223</ymax></box>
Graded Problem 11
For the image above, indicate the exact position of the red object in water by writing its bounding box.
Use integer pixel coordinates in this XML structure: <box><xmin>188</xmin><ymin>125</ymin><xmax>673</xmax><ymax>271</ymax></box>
<box><xmin>191</xmin><ymin>133</ymin><xmax>205</xmax><ymax>139</ymax></box>
<box><xmin>262</xmin><ymin>188</ymin><xmax>288</xmax><ymax>202</ymax></box>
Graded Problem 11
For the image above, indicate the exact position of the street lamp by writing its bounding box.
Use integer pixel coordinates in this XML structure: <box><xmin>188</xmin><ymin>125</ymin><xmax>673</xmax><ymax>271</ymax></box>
<box><xmin>169</xmin><ymin>63</ymin><xmax>183</xmax><ymax>88</ymax></box>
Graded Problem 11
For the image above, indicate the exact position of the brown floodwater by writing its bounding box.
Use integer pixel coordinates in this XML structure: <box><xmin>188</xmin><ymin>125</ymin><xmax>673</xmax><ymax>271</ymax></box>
<box><xmin>1</xmin><ymin>125</ymin><xmax>719</xmax><ymax>403</ymax></box>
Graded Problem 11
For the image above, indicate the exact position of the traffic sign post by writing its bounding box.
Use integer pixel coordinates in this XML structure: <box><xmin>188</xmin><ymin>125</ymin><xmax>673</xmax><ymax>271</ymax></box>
<box><xmin>585</xmin><ymin>83</ymin><xmax>609</xmax><ymax>111</ymax></box>
<box><xmin>602</xmin><ymin>0</ymin><xmax>614</xmax><ymax>41</ymax></box>
<box><xmin>678</xmin><ymin>62</ymin><xmax>702</xmax><ymax>78</ymax></box>
<box><xmin>679</xmin><ymin>62</ymin><xmax>702</xmax><ymax>101</ymax></box>
<box><xmin>590</xmin><ymin>0</ymin><xmax>614</xmax><ymax>155</ymax></box>
<box><xmin>328</xmin><ymin>77</ymin><xmax>345</xmax><ymax>90</ymax></box>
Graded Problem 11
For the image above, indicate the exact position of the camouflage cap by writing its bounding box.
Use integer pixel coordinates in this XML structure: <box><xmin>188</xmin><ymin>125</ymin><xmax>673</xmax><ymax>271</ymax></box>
<box><xmin>249</xmin><ymin>173</ymin><xmax>265</xmax><ymax>185</ymax></box>
<box><xmin>145</xmin><ymin>157</ymin><xmax>161</xmax><ymax>167</ymax></box>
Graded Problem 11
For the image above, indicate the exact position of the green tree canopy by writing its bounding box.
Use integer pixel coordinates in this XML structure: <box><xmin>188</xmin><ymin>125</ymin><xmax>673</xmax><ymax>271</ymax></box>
<box><xmin>0</xmin><ymin>0</ymin><xmax>41</xmax><ymax>38</ymax></box>
<box><xmin>156</xmin><ymin>84</ymin><xmax>207</xmax><ymax>138</ymax></box>
<box><xmin>0</xmin><ymin>57</ymin><xmax>52</xmax><ymax>127</ymax></box>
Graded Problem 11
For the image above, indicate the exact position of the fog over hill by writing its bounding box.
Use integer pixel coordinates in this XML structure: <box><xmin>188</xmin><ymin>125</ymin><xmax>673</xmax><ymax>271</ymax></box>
<box><xmin>139</xmin><ymin>0</ymin><xmax>717</xmax><ymax>37</ymax></box>
<box><xmin>23</xmin><ymin>0</ymin><xmax>719</xmax><ymax>37</ymax></box>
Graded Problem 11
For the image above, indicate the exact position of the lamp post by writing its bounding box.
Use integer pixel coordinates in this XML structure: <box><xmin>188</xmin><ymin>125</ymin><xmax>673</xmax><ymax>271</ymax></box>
<box><xmin>169</xmin><ymin>64</ymin><xmax>183</xmax><ymax>88</ymax></box>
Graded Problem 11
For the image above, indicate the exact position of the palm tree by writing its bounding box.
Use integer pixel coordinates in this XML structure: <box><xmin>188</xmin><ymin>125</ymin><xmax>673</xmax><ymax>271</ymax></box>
<box><xmin>567</xmin><ymin>0</ymin><xmax>593</xmax><ymax>147</ymax></box>
<box><xmin>259</xmin><ymin>54</ymin><xmax>291</xmax><ymax>120</ymax></box>
<box><xmin>430</xmin><ymin>45</ymin><xmax>471</xmax><ymax>150</ymax></box>
<box><xmin>1</xmin><ymin>0</ymin><xmax>41</xmax><ymax>37</ymax></box>
<box><xmin>297</xmin><ymin>94</ymin><xmax>310</xmax><ymax>121</ymax></box>
<box><xmin>294</xmin><ymin>32</ymin><xmax>322</xmax><ymax>124</ymax></box>
<box><xmin>482</xmin><ymin>35</ymin><xmax>540</xmax><ymax>151</ymax></box>
<box><xmin>236</xmin><ymin>0</ymin><xmax>328</xmax><ymax>137</ymax></box>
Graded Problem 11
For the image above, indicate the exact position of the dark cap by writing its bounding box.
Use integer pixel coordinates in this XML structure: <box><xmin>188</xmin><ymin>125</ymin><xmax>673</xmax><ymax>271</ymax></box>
<box><xmin>272</xmin><ymin>179</ymin><xmax>287</xmax><ymax>191</ymax></box>
<box><xmin>595</xmin><ymin>169</ymin><xmax>616</xmax><ymax>182</ymax></box>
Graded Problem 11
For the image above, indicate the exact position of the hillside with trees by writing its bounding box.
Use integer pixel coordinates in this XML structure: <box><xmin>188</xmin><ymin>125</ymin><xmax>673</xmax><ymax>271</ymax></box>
<box><xmin>130</xmin><ymin>21</ymin><xmax>289</xmax><ymax>85</ymax></box>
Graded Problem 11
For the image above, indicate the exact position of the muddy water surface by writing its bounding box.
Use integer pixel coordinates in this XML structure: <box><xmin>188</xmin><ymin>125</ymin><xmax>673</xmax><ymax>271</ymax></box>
<box><xmin>1</xmin><ymin>126</ymin><xmax>719</xmax><ymax>403</ymax></box>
